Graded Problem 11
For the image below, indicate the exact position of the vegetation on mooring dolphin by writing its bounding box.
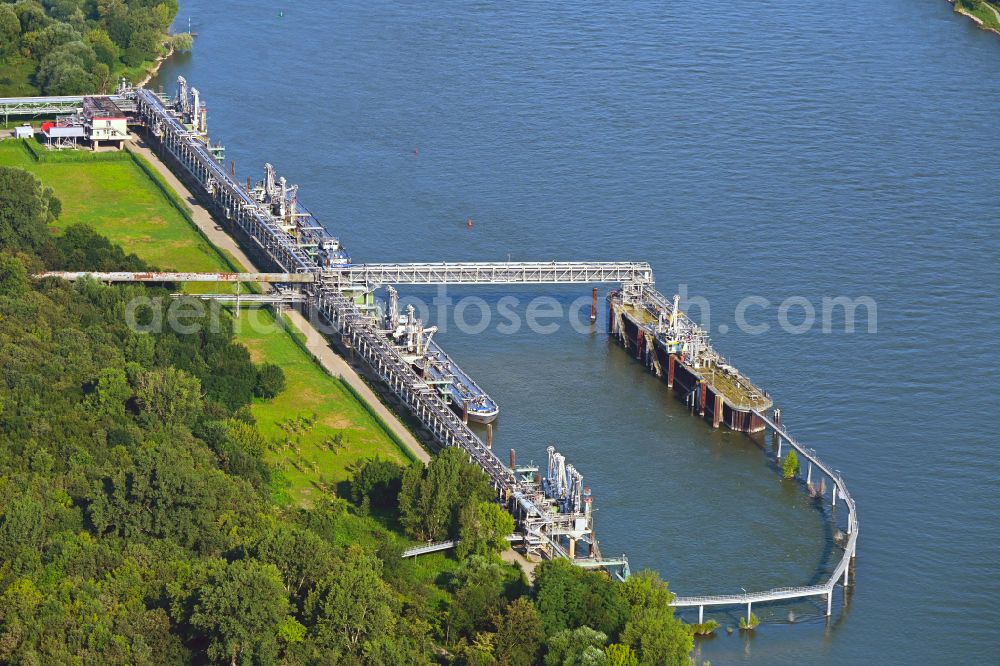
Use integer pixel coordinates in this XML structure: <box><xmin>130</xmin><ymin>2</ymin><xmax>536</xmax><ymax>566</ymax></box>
<box><xmin>739</xmin><ymin>612</ymin><xmax>761</xmax><ymax>631</ymax></box>
<box><xmin>782</xmin><ymin>450</ymin><xmax>800</xmax><ymax>480</ymax></box>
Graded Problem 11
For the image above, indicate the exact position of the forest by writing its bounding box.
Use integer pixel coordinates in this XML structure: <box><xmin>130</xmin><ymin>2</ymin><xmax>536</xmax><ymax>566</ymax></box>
<box><xmin>0</xmin><ymin>161</ymin><xmax>694</xmax><ymax>664</ymax></box>
<box><xmin>0</xmin><ymin>0</ymin><xmax>187</xmax><ymax>95</ymax></box>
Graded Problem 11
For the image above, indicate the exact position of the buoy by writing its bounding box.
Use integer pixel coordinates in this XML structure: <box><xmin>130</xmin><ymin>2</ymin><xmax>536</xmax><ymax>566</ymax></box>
<box><xmin>466</xmin><ymin>217</ymin><xmax>473</xmax><ymax>229</ymax></box>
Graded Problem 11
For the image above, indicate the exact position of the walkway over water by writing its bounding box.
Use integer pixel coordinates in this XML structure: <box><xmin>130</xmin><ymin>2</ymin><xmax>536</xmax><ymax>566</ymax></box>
<box><xmin>672</xmin><ymin>408</ymin><xmax>858</xmax><ymax>620</ymax></box>
<box><xmin>326</xmin><ymin>261</ymin><xmax>654</xmax><ymax>289</ymax></box>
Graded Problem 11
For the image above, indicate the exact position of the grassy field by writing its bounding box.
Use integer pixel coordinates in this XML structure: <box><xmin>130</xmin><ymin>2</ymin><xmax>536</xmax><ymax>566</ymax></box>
<box><xmin>0</xmin><ymin>137</ymin><xmax>412</xmax><ymax>506</ymax></box>
<box><xmin>0</xmin><ymin>140</ymin><xmax>231</xmax><ymax>284</ymax></box>
<box><xmin>235</xmin><ymin>306</ymin><xmax>409</xmax><ymax>505</ymax></box>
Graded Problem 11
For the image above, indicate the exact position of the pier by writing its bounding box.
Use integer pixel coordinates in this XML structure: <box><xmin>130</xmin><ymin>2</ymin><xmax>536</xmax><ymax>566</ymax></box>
<box><xmin>11</xmin><ymin>82</ymin><xmax>858</xmax><ymax>620</ymax></box>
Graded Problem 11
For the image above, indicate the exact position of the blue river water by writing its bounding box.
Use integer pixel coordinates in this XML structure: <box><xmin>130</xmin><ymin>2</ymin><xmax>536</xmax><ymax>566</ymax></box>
<box><xmin>154</xmin><ymin>1</ymin><xmax>999</xmax><ymax>662</ymax></box>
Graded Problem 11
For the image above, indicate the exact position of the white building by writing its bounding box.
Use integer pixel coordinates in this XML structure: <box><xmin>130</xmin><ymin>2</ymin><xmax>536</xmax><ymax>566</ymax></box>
<box><xmin>83</xmin><ymin>97</ymin><xmax>128</xmax><ymax>149</ymax></box>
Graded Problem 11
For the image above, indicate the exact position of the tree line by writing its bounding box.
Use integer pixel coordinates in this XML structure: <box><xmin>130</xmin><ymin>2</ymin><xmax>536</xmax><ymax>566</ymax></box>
<box><xmin>0</xmin><ymin>164</ymin><xmax>694</xmax><ymax>664</ymax></box>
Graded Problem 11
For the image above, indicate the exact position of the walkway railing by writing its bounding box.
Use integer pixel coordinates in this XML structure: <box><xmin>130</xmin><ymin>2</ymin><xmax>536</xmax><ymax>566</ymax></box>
<box><xmin>327</xmin><ymin>261</ymin><xmax>654</xmax><ymax>288</ymax></box>
<box><xmin>672</xmin><ymin>409</ymin><xmax>858</xmax><ymax>621</ymax></box>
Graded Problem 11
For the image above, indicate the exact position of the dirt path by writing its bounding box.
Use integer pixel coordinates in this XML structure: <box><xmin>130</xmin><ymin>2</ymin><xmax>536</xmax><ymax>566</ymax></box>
<box><xmin>986</xmin><ymin>1</ymin><xmax>1000</xmax><ymax>23</ymax></box>
<box><xmin>502</xmin><ymin>548</ymin><xmax>539</xmax><ymax>581</ymax></box>
<box><xmin>128</xmin><ymin>138</ymin><xmax>430</xmax><ymax>464</ymax></box>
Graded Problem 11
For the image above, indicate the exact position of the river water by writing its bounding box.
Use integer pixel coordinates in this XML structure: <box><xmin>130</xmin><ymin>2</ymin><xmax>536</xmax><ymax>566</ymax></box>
<box><xmin>154</xmin><ymin>1</ymin><xmax>999</xmax><ymax>662</ymax></box>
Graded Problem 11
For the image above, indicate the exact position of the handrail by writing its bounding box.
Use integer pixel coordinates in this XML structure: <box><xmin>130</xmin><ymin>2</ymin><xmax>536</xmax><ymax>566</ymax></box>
<box><xmin>672</xmin><ymin>410</ymin><xmax>858</xmax><ymax>615</ymax></box>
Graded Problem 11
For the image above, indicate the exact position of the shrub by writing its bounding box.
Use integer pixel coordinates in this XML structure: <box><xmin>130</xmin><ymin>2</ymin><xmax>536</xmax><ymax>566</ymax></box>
<box><xmin>255</xmin><ymin>363</ymin><xmax>286</xmax><ymax>398</ymax></box>
<box><xmin>782</xmin><ymin>450</ymin><xmax>799</xmax><ymax>480</ymax></box>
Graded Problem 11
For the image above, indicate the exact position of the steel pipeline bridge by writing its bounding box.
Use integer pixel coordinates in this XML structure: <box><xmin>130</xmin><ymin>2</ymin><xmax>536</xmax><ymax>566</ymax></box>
<box><xmin>324</xmin><ymin>261</ymin><xmax>654</xmax><ymax>289</ymax></box>
<box><xmin>37</xmin><ymin>261</ymin><xmax>654</xmax><ymax>288</ymax></box>
<box><xmin>14</xmin><ymin>86</ymin><xmax>859</xmax><ymax>621</ymax></box>
<box><xmin>0</xmin><ymin>94</ymin><xmax>135</xmax><ymax>123</ymax></box>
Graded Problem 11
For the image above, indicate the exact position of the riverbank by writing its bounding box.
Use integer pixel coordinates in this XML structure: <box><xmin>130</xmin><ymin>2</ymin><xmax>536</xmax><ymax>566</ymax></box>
<box><xmin>951</xmin><ymin>0</ymin><xmax>1000</xmax><ymax>35</ymax></box>
<box><xmin>137</xmin><ymin>43</ymin><xmax>176</xmax><ymax>88</ymax></box>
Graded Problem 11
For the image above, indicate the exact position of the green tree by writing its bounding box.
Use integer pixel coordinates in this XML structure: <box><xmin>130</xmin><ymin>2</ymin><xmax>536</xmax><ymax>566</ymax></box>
<box><xmin>14</xmin><ymin>2</ymin><xmax>49</xmax><ymax>35</ymax></box>
<box><xmin>52</xmin><ymin>223</ymin><xmax>146</xmax><ymax>271</ymax></box>
<box><xmin>89</xmin><ymin>366</ymin><xmax>132</xmax><ymax>419</ymax></box>
<box><xmin>0</xmin><ymin>495</ymin><xmax>46</xmax><ymax>561</ymax></box>
<box><xmin>604</xmin><ymin>644</ymin><xmax>639</xmax><ymax>666</ymax></box>
<box><xmin>170</xmin><ymin>31</ymin><xmax>194</xmax><ymax>52</ymax></box>
<box><xmin>0</xmin><ymin>166</ymin><xmax>59</xmax><ymax>251</ymax></box>
<box><xmin>493</xmin><ymin>598</ymin><xmax>543</xmax><ymax>666</ymax></box>
<box><xmin>447</xmin><ymin>555</ymin><xmax>514</xmax><ymax>641</ymax></box>
<box><xmin>125</xmin><ymin>28</ymin><xmax>161</xmax><ymax>64</ymax></box>
<box><xmin>0</xmin><ymin>253</ymin><xmax>29</xmax><ymax>298</ymax></box>
<box><xmin>86</xmin><ymin>28</ymin><xmax>119</xmax><ymax>67</ymax></box>
<box><xmin>457</xmin><ymin>501</ymin><xmax>515</xmax><ymax>559</ymax></box>
<box><xmin>454</xmin><ymin>632</ymin><xmax>498</xmax><ymax>665</ymax></box>
<box><xmin>739</xmin><ymin>612</ymin><xmax>760</xmax><ymax>631</ymax></box>
<box><xmin>534</xmin><ymin>559</ymin><xmax>629</xmax><ymax>638</ymax></box>
<box><xmin>546</xmin><ymin>626</ymin><xmax>609</xmax><ymax>666</ymax></box>
<box><xmin>618</xmin><ymin>571</ymin><xmax>691</xmax><ymax>666</ymax></box>
<box><xmin>250</xmin><ymin>521</ymin><xmax>335</xmax><ymax>599</ymax></box>
<box><xmin>253</xmin><ymin>362</ymin><xmax>285</xmax><ymax>398</ymax></box>
<box><xmin>304</xmin><ymin>546</ymin><xmax>399</xmax><ymax>659</ymax></box>
<box><xmin>190</xmin><ymin>559</ymin><xmax>289</xmax><ymax>666</ymax></box>
<box><xmin>350</xmin><ymin>456</ymin><xmax>404</xmax><ymax>508</ymax></box>
<box><xmin>782</xmin><ymin>450</ymin><xmax>799</xmax><ymax>479</ymax></box>
<box><xmin>25</xmin><ymin>21</ymin><xmax>79</xmax><ymax>60</ymax></box>
<box><xmin>87</xmin><ymin>442</ymin><xmax>233</xmax><ymax>552</ymax></box>
<box><xmin>398</xmin><ymin>447</ymin><xmax>494</xmax><ymax>541</ymax></box>
<box><xmin>133</xmin><ymin>366</ymin><xmax>202</xmax><ymax>428</ymax></box>
<box><xmin>0</xmin><ymin>6</ymin><xmax>20</xmax><ymax>57</ymax></box>
<box><xmin>37</xmin><ymin>41</ymin><xmax>97</xmax><ymax>94</ymax></box>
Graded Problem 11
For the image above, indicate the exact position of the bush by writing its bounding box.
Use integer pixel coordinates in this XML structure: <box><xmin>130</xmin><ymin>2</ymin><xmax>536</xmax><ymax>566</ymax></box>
<box><xmin>171</xmin><ymin>32</ymin><xmax>194</xmax><ymax>52</ymax></box>
<box><xmin>690</xmin><ymin>619</ymin><xmax>719</xmax><ymax>636</ymax></box>
<box><xmin>782</xmin><ymin>450</ymin><xmax>799</xmax><ymax>480</ymax></box>
<box><xmin>21</xmin><ymin>138</ymin><xmax>130</xmax><ymax>163</ymax></box>
<box><xmin>739</xmin><ymin>613</ymin><xmax>760</xmax><ymax>630</ymax></box>
<box><xmin>349</xmin><ymin>457</ymin><xmax>404</xmax><ymax>508</ymax></box>
<box><xmin>254</xmin><ymin>363</ymin><xmax>286</xmax><ymax>398</ymax></box>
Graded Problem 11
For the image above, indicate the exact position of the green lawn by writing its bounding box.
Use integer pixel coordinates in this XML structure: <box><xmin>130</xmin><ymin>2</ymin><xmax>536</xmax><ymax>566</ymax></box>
<box><xmin>0</xmin><ymin>137</ymin><xmax>412</xmax><ymax>506</ymax></box>
<box><xmin>235</xmin><ymin>306</ymin><xmax>409</xmax><ymax>505</ymax></box>
<box><xmin>0</xmin><ymin>140</ymin><xmax>230</xmax><ymax>286</ymax></box>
